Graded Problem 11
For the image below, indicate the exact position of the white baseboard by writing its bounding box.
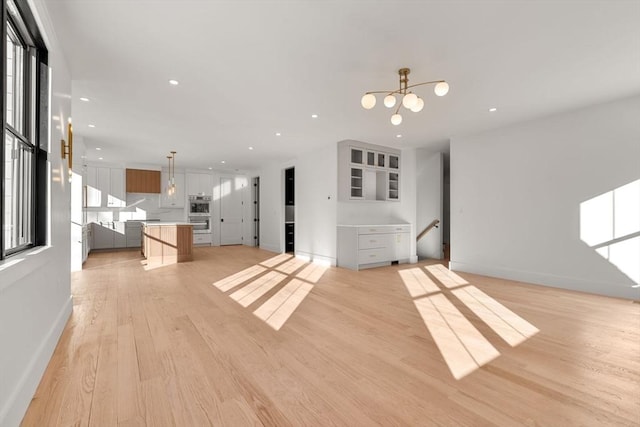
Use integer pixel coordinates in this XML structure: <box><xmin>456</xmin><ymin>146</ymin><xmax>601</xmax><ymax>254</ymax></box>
<box><xmin>0</xmin><ymin>296</ymin><xmax>73</xmax><ymax>427</ymax></box>
<box><xmin>259</xmin><ymin>243</ymin><xmax>281</xmax><ymax>254</ymax></box>
<box><xmin>295</xmin><ymin>251</ymin><xmax>337</xmax><ymax>267</ymax></box>
<box><xmin>449</xmin><ymin>260</ymin><xmax>639</xmax><ymax>300</ymax></box>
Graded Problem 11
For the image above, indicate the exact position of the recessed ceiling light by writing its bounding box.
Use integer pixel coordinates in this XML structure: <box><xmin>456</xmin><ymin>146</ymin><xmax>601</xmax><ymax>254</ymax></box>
<box><xmin>169</xmin><ymin>79</ymin><xmax>179</xmax><ymax>85</ymax></box>
<box><xmin>396</xmin><ymin>134</ymin><xmax>402</xmax><ymax>138</ymax></box>
<box><xmin>489</xmin><ymin>107</ymin><xmax>497</xmax><ymax>112</ymax></box>
<box><xmin>80</xmin><ymin>97</ymin><xmax>90</xmax><ymax>102</ymax></box>
<box><xmin>95</xmin><ymin>147</ymin><xmax>102</xmax><ymax>151</ymax></box>
<box><xmin>311</xmin><ymin>114</ymin><xmax>318</xmax><ymax>118</ymax></box>
<box><xmin>208</xmin><ymin>167</ymin><xmax>213</xmax><ymax>170</ymax></box>
<box><xmin>98</xmin><ymin>157</ymin><xmax>103</xmax><ymax>160</ymax></box>
<box><xmin>248</xmin><ymin>146</ymin><xmax>254</xmax><ymax>150</ymax></box>
<box><xmin>275</xmin><ymin>132</ymin><xmax>281</xmax><ymax>136</ymax></box>
<box><xmin>88</xmin><ymin>124</ymin><xmax>96</xmax><ymax>128</ymax></box>
<box><xmin>221</xmin><ymin>160</ymin><xmax>226</xmax><ymax>164</ymax></box>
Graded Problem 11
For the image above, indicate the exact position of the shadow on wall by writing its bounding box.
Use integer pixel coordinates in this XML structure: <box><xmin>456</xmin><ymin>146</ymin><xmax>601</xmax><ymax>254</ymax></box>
<box><xmin>580</xmin><ymin>179</ymin><xmax>640</xmax><ymax>289</ymax></box>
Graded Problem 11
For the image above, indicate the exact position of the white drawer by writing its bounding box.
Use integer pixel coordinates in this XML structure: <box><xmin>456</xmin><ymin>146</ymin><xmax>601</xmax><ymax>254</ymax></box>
<box><xmin>357</xmin><ymin>225</ymin><xmax>410</xmax><ymax>235</ymax></box>
<box><xmin>193</xmin><ymin>234</ymin><xmax>211</xmax><ymax>245</ymax></box>
<box><xmin>358</xmin><ymin>248</ymin><xmax>390</xmax><ymax>264</ymax></box>
<box><xmin>358</xmin><ymin>234</ymin><xmax>389</xmax><ymax>250</ymax></box>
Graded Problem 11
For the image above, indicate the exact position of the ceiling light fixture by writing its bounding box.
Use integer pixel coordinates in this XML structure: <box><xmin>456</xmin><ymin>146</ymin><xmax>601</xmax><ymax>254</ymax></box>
<box><xmin>221</xmin><ymin>160</ymin><xmax>226</xmax><ymax>164</ymax></box>
<box><xmin>248</xmin><ymin>146</ymin><xmax>254</xmax><ymax>150</ymax></box>
<box><xmin>361</xmin><ymin>67</ymin><xmax>449</xmax><ymax>126</ymax></box>
<box><xmin>396</xmin><ymin>134</ymin><xmax>402</xmax><ymax>138</ymax></box>
<box><xmin>88</xmin><ymin>124</ymin><xmax>96</xmax><ymax>128</ymax></box>
<box><xmin>489</xmin><ymin>107</ymin><xmax>497</xmax><ymax>112</ymax></box>
<box><xmin>169</xmin><ymin>79</ymin><xmax>179</xmax><ymax>85</ymax></box>
<box><xmin>275</xmin><ymin>132</ymin><xmax>281</xmax><ymax>136</ymax></box>
<box><xmin>311</xmin><ymin>114</ymin><xmax>318</xmax><ymax>118</ymax></box>
<box><xmin>95</xmin><ymin>147</ymin><xmax>102</xmax><ymax>151</ymax></box>
<box><xmin>80</xmin><ymin>97</ymin><xmax>90</xmax><ymax>102</ymax></box>
<box><xmin>166</xmin><ymin>151</ymin><xmax>177</xmax><ymax>198</ymax></box>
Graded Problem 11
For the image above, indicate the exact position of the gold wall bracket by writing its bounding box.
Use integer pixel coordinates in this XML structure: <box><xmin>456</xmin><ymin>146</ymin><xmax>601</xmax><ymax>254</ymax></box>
<box><xmin>61</xmin><ymin>122</ymin><xmax>73</xmax><ymax>169</ymax></box>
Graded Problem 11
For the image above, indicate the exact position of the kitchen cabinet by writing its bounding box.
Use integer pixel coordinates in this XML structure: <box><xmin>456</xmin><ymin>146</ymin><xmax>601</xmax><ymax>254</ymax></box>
<box><xmin>337</xmin><ymin>224</ymin><xmax>411</xmax><ymax>270</ymax></box>
<box><xmin>338</xmin><ymin>141</ymin><xmax>401</xmax><ymax>202</ymax></box>
<box><xmin>142</xmin><ymin>223</ymin><xmax>193</xmax><ymax>266</ymax></box>
<box><xmin>85</xmin><ymin>166</ymin><xmax>126</xmax><ymax>207</ymax></box>
<box><xmin>91</xmin><ymin>222</ymin><xmax>126</xmax><ymax>249</ymax></box>
<box><xmin>159</xmin><ymin>171</ymin><xmax>185</xmax><ymax>208</ymax></box>
<box><xmin>126</xmin><ymin>169</ymin><xmax>161</xmax><ymax>193</ymax></box>
<box><xmin>186</xmin><ymin>172</ymin><xmax>213</xmax><ymax>196</ymax></box>
<box><xmin>125</xmin><ymin>221</ymin><xmax>143</xmax><ymax>248</ymax></box>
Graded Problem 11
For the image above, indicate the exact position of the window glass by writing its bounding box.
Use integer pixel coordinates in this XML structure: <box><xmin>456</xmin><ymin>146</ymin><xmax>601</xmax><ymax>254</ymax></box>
<box><xmin>4</xmin><ymin>132</ymin><xmax>34</xmax><ymax>251</ymax></box>
<box><xmin>6</xmin><ymin>24</ymin><xmax>25</xmax><ymax>134</ymax></box>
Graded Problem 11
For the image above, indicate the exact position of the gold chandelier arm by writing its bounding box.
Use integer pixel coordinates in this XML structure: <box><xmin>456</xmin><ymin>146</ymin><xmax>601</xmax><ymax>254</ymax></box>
<box><xmin>404</xmin><ymin>80</ymin><xmax>445</xmax><ymax>90</ymax></box>
<box><xmin>364</xmin><ymin>80</ymin><xmax>445</xmax><ymax>96</ymax></box>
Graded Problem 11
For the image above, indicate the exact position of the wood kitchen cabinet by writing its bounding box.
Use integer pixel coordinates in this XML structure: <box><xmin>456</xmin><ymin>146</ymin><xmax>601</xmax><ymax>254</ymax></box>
<box><xmin>142</xmin><ymin>223</ymin><xmax>193</xmax><ymax>266</ymax></box>
<box><xmin>126</xmin><ymin>169</ymin><xmax>161</xmax><ymax>193</ymax></box>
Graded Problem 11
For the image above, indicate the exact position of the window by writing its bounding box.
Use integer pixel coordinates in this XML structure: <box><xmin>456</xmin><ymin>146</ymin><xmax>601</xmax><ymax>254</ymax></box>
<box><xmin>2</xmin><ymin>0</ymin><xmax>48</xmax><ymax>258</ymax></box>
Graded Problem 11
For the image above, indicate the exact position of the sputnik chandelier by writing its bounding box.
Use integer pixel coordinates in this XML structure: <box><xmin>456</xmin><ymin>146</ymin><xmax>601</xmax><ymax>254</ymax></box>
<box><xmin>361</xmin><ymin>68</ymin><xmax>449</xmax><ymax>125</ymax></box>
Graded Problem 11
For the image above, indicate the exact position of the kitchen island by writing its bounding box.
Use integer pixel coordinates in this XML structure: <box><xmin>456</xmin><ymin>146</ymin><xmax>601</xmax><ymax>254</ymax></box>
<box><xmin>142</xmin><ymin>222</ymin><xmax>193</xmax><ymax>267</ymax></box>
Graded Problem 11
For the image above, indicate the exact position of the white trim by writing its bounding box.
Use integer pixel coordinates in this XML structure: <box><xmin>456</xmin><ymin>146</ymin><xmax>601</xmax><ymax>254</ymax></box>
<box><xmin>449</xmin><ymin>260</ymin><xmax>639</xmax><ymax>300</ymax></box>
<box><xmin>0</xmin><ymin>296</ymin><xmax>73</xmax><ymax>427</ymax></box>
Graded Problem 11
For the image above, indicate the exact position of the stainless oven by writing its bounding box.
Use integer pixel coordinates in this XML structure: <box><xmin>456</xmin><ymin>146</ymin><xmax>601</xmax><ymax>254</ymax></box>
<box><xmin>189</xmin><ymin>195</ymin><xmax>211</xmax><ymax>215</ymax></box>
<box><xmin>188</xmin><ymin>195</ymin><xmax>211</xmax><ymax>234</ymax></box>
<box><xmin>189</xmin><ymin>216</ymin><xmax>211</xmax><ymax>234</ymax></box>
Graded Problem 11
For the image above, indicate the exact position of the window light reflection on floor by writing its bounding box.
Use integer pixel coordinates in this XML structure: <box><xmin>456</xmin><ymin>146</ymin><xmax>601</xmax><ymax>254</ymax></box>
<box><xmin>213</xmin><ymin>253</ymin><xmax>327</xmax><ymax>330</ymax></box>
<box><xmin>399</xmin><ymin>264</ymin><xmax>539</xmax><ymax>380</ymax></box>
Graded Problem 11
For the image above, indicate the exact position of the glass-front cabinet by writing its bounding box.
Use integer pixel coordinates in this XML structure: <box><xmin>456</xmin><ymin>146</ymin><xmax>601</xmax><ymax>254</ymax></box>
<box><xmin>340</xmin><ymin>141</ymin><xmax>401</xmax><ymax>202</ymax></box>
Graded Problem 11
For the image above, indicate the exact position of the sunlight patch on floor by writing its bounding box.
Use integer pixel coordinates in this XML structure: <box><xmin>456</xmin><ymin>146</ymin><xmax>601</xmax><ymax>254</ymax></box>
<box><xmin>399</xmin><ymin>268</ymin><xmax>441</xmax><ymax>298</ymax></box>
<box><xmin>213</xmin><ymin>255</ymin><xmax>328</xmax><ymax>330</ymax></box>
<box><xmin>399</xmin><ymin>264</ymin><xmax>538</xmax><ymax>380</ymax></box>
<box><xmin>213</xmin><ymin>265</ymin><xmax>267</xmax><ymax>291</ymax></box>
<box><xmin>254</xmin><ymin>279</ymin><xmax>314</xmax><ymax>330</ymax></box>
<box><xmin>230</xmin><ymin>271</ymin><xmax>288</xmax><ymax>307</ymax></box>
<box><xmin>259</xmin><ymin>253</ymin><xmax>293</xmax><ymax>268</ymax></box>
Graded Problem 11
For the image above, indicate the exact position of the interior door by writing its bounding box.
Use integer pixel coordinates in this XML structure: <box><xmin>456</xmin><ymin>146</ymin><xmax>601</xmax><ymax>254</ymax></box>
<box><xmin>220</xmin><ymin>177</ymin><xmax>244</xmax><ymax>245</ymax></box>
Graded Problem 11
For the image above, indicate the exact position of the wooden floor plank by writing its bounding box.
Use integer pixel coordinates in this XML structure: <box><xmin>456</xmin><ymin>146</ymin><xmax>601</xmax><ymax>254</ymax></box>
<box><xmin>21</xmin><ymin>247</ymin><xmax>640</xmax><ymax>426</ymax></box>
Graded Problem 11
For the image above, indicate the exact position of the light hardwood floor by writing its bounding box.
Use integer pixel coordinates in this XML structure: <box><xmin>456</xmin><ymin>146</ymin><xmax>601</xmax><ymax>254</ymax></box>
<box><xmin>22</xmin><ymin>246</ymin><xmax>640</xmax><ymax>426</ymax></box>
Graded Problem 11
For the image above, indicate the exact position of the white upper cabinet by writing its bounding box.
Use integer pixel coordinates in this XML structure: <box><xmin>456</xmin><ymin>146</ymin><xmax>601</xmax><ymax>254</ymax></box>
<box><xmin>338</xmin><ymin>141</ymin><xmax>401</xmax><ymax>202</ymax></box>
<box><xmin>186</xmin><ymin>173</ymin><xmax>213</xmax><ymax>196</ymax></box>
<box><xmin>85</xmin><ymin>166</ymin><xmax>126</xmax><ymax>207</ymax></box>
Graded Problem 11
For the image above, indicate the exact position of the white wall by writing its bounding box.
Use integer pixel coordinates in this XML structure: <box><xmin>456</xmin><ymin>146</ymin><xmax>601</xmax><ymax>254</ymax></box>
<box><xmin>294</xmin><ymin>143</ymin><xmax>337</xmax><ymax>264</ymax></box>
<box><xmin>450</xmin><ymin>95</ymin><xmax>640</xmax><ymax>300</ymax></box>
<box><xmin>416</xmin><ymin>150</ymin><xmax>443</xmax><ymax>259</ymax></box>
<box><xmin>0</xmin><ymin>1</ymin><xmax>73</xmax><ymax>425</ymax></box>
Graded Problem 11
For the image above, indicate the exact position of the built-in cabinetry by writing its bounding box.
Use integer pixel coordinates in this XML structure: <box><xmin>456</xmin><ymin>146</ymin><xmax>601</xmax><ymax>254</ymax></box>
<box><xmin>85</xmin><ymin>166</ymin><xmax>126</xmax><ymax>207</ymax></box>
<box><xmin>339</xmin><ymin>141</ymin><xmax>400</xmax><ymax>202</ymax></box>
<box><xmin>337</xmin><ymin>224</ymin><xmax>411</xmax><ymax>270</ymax></box>
<box><xmin>186</xmin><ymin>172</ymin><xmax>213</xmax><ymax>196</ymax></box>
<box><xmin>126</xmin><ymin>169</ymin><xmax>161</xmax><ymax>193</ymax></box>
<box><xmin>91</xmin><ymin>222</ymin><xmax>126</xmax><ymax>249</ymax></box>
<box><xmin>159</xmin><ymin>171</ymin><xmax>185</xmax><ymax>208</ymax></box>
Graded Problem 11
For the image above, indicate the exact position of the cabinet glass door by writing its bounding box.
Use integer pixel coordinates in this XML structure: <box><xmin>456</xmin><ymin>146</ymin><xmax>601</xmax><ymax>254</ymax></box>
<box><xmin>388</xmin><ymin>172</ymin><xmax>399</xmax><ymax>200</ymax></box>
<box><xmin>350</xmin><ymin>168</ymin><xmax>363</xmax><ymax>198</ymax></box>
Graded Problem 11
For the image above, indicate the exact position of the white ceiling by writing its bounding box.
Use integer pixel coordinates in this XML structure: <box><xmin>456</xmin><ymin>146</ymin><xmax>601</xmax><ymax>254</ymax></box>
<box><xmin>43</xmin><ymin>0</ymin><xmax>640</xmax><ymax>171</ymax></box>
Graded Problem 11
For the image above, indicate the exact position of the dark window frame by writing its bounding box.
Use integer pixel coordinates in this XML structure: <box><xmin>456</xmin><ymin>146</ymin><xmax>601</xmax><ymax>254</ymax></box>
<box><xmin>1</xmin><ymin>0</ymin><xmax>48</xmax><ymax>259</ymax></box>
